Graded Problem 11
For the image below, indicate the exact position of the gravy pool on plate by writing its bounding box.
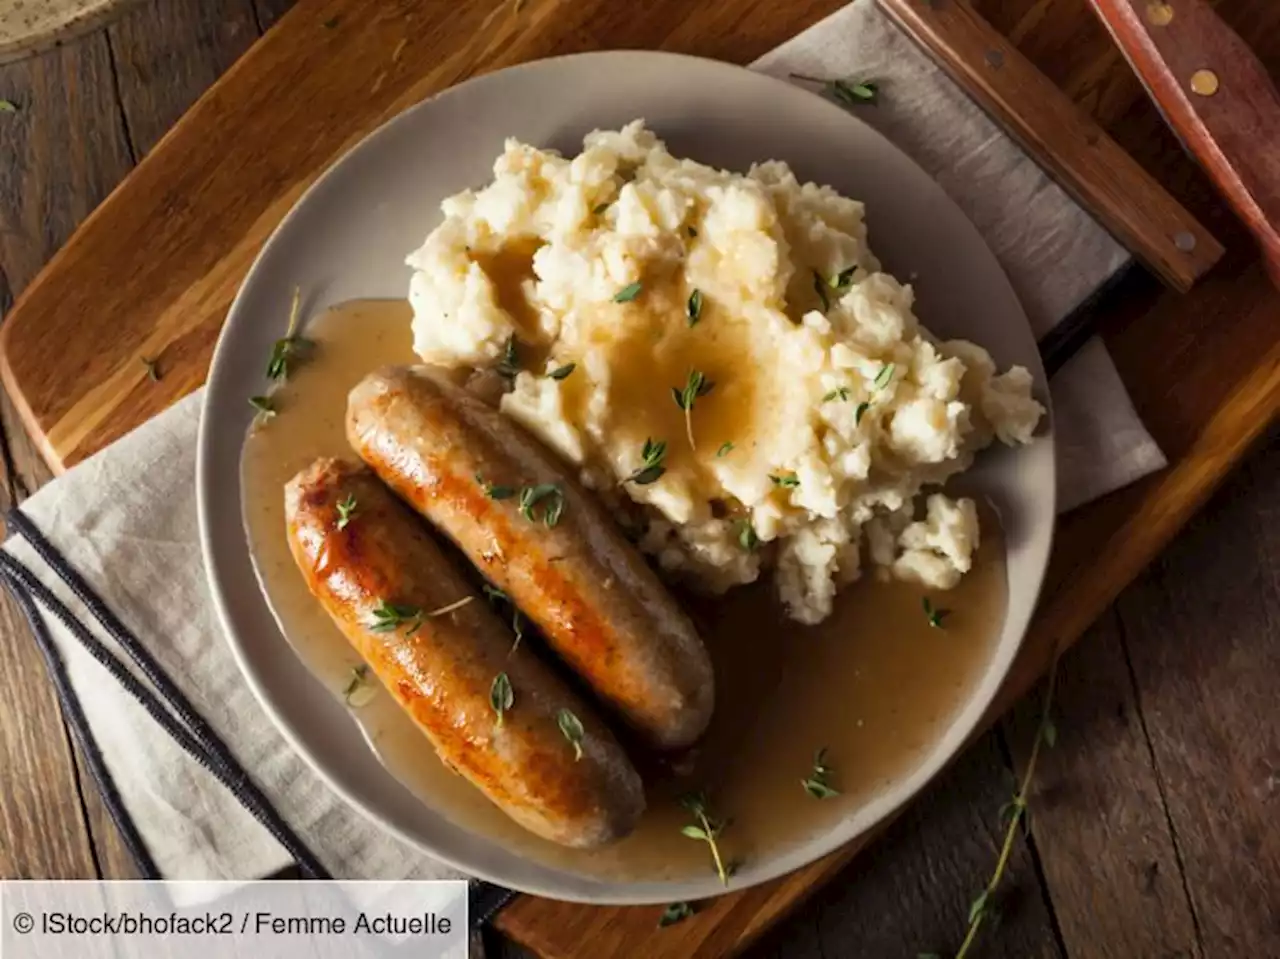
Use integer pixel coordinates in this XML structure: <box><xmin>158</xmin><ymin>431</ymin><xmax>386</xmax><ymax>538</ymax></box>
<box><xmin>242</xmin><ymin>299</ymin><xmax>1007</xmax><ymax>882</ymax></box>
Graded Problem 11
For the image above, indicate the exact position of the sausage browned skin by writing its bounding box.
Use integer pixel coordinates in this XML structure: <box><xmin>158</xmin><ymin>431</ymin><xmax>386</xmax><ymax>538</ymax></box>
<box><xmin>285</xmin><ymin>457</ymin><xmax>644</xmax><ymax>848</ymax></box>
<box><xmin>346</xmin><ymin>366</ymin><xmax>715</xmax><ymax>750</ymax></box>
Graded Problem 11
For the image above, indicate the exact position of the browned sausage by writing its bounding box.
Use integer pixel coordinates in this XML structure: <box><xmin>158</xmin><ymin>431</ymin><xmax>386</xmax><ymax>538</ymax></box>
<box><xmin>346</xmin><ymin>365</ymin><xmax>714</xmax><ymax>750</ymax></box>
<box><xmin>285</xmin><ymin>457</ymin><xmax>644</xmax><ymax>848</ymax></box>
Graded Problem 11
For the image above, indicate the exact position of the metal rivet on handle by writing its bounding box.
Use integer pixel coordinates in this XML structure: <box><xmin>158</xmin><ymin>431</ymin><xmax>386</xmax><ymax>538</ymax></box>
<box><xmin>1146</xmin><ymin>2</ymin><xmax>1174</xmax><ymax>26</ymax></box>
<box><xmin>985</xmin><ymin>49</ymin><xmax>1005</xmax><ymax>69</ymax></box>
<box><xmin>1174</xmin><ymin>231</ymin><xmax>1197</xmax><ymax>253</ymax></box>
<box><xmin>1190</xmin><ymin>69</ymin><xmax>1220</xmax><ymax>96</ymax></box>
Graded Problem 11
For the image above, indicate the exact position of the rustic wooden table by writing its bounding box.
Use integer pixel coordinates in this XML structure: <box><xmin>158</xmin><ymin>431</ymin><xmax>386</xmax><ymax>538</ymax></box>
<box><xmin>0</xmin><ymin>2</ymin><xmax>1276</xmax><ymax>957</ymax></box>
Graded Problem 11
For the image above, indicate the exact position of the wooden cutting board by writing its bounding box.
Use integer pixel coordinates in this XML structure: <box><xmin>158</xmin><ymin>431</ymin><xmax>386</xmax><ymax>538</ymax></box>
<box><xmin>1</xmin><ymin>0</ymin><xmax>1278</xmax><ymax>957</ymax></box>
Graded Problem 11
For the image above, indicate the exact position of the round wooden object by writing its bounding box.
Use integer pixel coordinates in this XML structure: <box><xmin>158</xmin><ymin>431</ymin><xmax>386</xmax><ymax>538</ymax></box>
<box><xmin>0</xmin><ymin>0</ymin><xmax>140</xmax><ymax>64</ymax></box>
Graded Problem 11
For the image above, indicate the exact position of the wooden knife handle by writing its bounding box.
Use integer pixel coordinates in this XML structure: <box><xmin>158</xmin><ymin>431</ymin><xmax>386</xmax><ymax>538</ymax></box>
<box><xmin>876</xmin><ymin>0</ymin><xmax>1222</xmax><ymax>292</ymax></box>
<box><xmin>1087</xmin><ymin>0</ymin><xmax>1280</xmax><ymax>284</ymax></box>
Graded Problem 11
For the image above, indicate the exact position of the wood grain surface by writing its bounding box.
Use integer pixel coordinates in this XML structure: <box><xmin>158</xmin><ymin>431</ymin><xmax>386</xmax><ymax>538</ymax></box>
<box><xmin>1003</xmin><ymin>611</ymin><xmax>1201</xmax><ymax>958</ymax></box>
<box><xmin>1114</xmin><ymin>446</ymin><xmax>1280</xmax><ymax>957</ymax></box>
<box><xmin>878</xmin><ymin>0</ymin><xmax>1222</xmax><ymax>292</ymax></box>
<box><xmin>1088</xmin><ymin>0</ymin><xmax>1280</xmax><ymax>284</ymax></box>
<box><xmin>0</xmin><ymin>2</ymin><xmax>1278</xmax><ymax>959</ymax></box>
<box><xmin>0</xmin><ymin>28</ymin><xmax>136</xmax><ymax>886</ymax></box>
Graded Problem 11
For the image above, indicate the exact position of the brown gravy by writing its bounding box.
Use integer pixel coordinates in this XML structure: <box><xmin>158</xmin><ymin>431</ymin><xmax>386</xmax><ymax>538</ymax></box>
<box><xmin>241</xmin><ymin>299</ymin><xmax>1007</xmax><ymax>882</ymax></box>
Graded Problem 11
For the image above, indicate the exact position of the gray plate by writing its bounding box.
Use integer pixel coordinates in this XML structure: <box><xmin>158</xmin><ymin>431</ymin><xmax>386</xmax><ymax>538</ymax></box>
<box><xmin>197</xmin><ymin>51</ymin><xmax>1055</xmax><ymax>904</ymax></box>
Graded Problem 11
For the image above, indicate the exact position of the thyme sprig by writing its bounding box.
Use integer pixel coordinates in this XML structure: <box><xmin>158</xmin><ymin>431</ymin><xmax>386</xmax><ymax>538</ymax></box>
<box><xmin>789</xmin><ymin>73</ymin><xmax>880</xmax><ymax>106</ymax></box>
<box><xmin>266</xmin><ymin>286</ymin><xmax>312</xmax><ymax>381</ymax></box>
<box><xmin>490</xmin><ymin>672</ymin><xmax>513</xmax><ymax>727</ymax></box>
<box><xmin>497</xmin><ymin>335</ymin><xmax>520</xmax><ymax>380</ymax></box>
<box><xmin>249</xmin><ymin>395</ymin><xmax>276</xmax><ymax>424</ymax></box>
<box><xmin>482</xmin><ymin>583</ymin><xmax>526</xmax><ymax>656</ymax></box>
<box><xmin>658</xmin><ymin>902</ymin><xmax>695</xmax><ymax>927</ymax></box>
<box><xmin>622</xmin><ymin>438</ymin><xmax>667</xmax><ymax>486</ymax></box>
<box><xmin>686</xmin><ymin>289</ymin><xmax>704</xmax><ymax>326</ymax></box>
<box><xmin>936</xmin><ymin>655</ymin><xmax>1062</xmax><ymax>959</ymax></box>
<box><xmin>679</xmin><ymin>791</ymin><xmax>732</xmax><ymax>885</ymax></box>
<box><xmin>341</xmin><ymin>664</ymin><xmax>374</xmax><ymax>707</ymax></box>
<box><xmin>335</xmin><ymin>494</ymin><xmax>358</xmax><ymax>530</ymax></box>
<box><xmin>672</xmin><ymin>370</ymin><xmax>715</xmax><ymax>451</ymax></box>
<box><xmin>518</xmin><ymin>483</ymin><xmax>565</xmax><ymax>527</ymax></box>
<box><xmin>556</xmin><ymin>708</ymin><xmax>585</xmax><ymax>761</ymax></box>
<box><xmin>923</xmin><ymin>596</ymin><xmax>950</xmax><ymax>630</ymax></box>
<box><xmin>801</xmin><ymin>748</ymin><xmax>840</xmax><ymax>799</ymax></box>
<box><xmin>368</xmin><ymin>596</ymin><xmax>472</xmax><ymax>635</ymax></box>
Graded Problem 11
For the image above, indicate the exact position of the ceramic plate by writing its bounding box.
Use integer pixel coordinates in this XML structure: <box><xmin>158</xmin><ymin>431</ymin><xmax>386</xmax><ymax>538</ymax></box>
<box><xmin>198</xmin><ymin>51</ymin><xmax>1055</xmax><ymax>904</ymax></box>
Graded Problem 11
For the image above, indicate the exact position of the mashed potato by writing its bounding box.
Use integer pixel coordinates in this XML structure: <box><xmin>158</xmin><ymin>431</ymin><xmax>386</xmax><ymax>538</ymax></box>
<box><xmin>405</xmin><ymin>121</ymin><xmax>1044</xmax><ymax>624</ymax></box>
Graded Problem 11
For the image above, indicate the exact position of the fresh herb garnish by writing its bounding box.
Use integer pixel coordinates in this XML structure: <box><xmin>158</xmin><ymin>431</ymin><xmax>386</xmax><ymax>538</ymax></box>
<box><xmin>476</xmin><ymin>473</ymin><xmax>517</xmax><ymax>500</ymax></box>
<box><xmin>790</xmin><ymin>73</ymin><xmax>880</xmax><ymax>106</ymax></box>
<box><xmin>874</xmin><ymin>363</ymin><xmax>895</xmax><ymax>389</ymax></box>
<box><xmin>266</xmin><ymin>286</ymin><xmax>313</xmax><ymax>381</ymax></box>
<box><xmin>658</xmin><ymin>902</ymin><xmax>695</xmax><ymax>928</ymax></box>
<box><xmin>686</xmin><ymin>289</ymin><xmax>704</xmax><ymax>326</ymax></box>
<box><xmin>549</xmin><ymin>362</ymin><xmax>576</xmax><ymax>381</ymax></box>
<box><xmin>623</xmin><ymin>438</ymin><xmax>667</xmax><ymax>486</ymax></box>
<box><xmin>838</xmin><ymin>79</ymin><xmax>879</xmax><ymax>104</ymax></box>
<box><xmin>829</xmin><ymin>266</ymin><xmax>857</xmax><ymax>290</ymax></box>
<box><xmin>1041</xmin><ymin>719</ymin><xmax>1058</xmax><ymax>749</ymax></box>
<box><xmin>490</xmin><ymin>672</ymin><xmax>513</xmax><ymax>727</ymax></box>
<box><xmin>770</xmin><ymin>473</ymin><xmax>800</xmax><ymax>489</ymax></box>
<box><xmin>249</xmin><ymin>395</ymin><xmax>276</xmax><ymax>423</ymax></box>
<box><xmin>342</xmin><ymin>664</ymin><xmax>374</xmax><ymax>707</ymax></box>
<box><xmin>497</xmin><ymin>335</ymin><xmax>521</xmax><ymax>379</ymax></box>
<box><xmin>482</xmin><ymin>584</ymin><xmax>525</xmax><ymax>655</ymax></box>
<box><xmin>519</xmin><ymin>483</ymin><xmax>565</xmax><ymax>527</ymax></box>
<box><xmin>140</xmin><ymin>357</ymin><xmax>161</xmax><ymax>382</ymax></box>
<box><xmin>0</xmin><ymin>99</ymin><xmax>18</xmax><ymax>113</ymax></box>
<box><xmin>510</xmin><ymin>609</ymin><xmax>525</xmax><ymax>656</ymax></box>
<box><xmin>679</xmin><ymin>791</ymin><xmax>732</xmax><ymax>885</ymax></box>
<box><xmin>425</xmin><ymin>596</ymin><xmax>474</xmax><ymax>618</ymax></box>
<box><xmin>801</xmin><ymin>747</ymin><xmax>840</xmax><ymax>799</ymax></box>
<box><xmin>335</xmin><ymin>494</ymin><xmax>358</xmax><ymax>530</ymax></box>
<box><xmin>672</xmin><ymin>370</ymin><xmax>715</xmax><ymax>450</ymax></box>
<box><xmin>369</xmin><ymin>597</ymin><xmax>471</xmax><ymax>635</ymax></box>
<box><xmin>556</xmin><ymin>708</ymin><xmax>585</xmax><ymax>761</ymax></box>
<box><xmin>823</xmin><ymin>386</ymin><xmax>850</xmax><ymax>403</ymax></box>
<box><xmin>922</xmin><ymin>596</ymin><xmax>950</xmax><ymax>629</ymax></box>
<box><xmin>855</xmin><ymin>402</ymin><xmax>870</xmax><ymax>425</ymax></box>
<box><xmin>368</xmin><ymin>601</ymin><xmax>425</xmax><ymax>635</ymax></box>
<box><xmin>812</xmin><ymin>270</ymin><xmax>830</xmax><ymax>312</ymax></box>
<box><xmin>735</xmin><ymin>518</ymin><xmax>759</xmax><ymax>552</ymax></box>
<box><xmin>613</xmin><ymin>281</ymin><xmax>644</xmax><ymax>303</ymax></box>
<box><xmin>716</xmin><ymin>442</ymin><xmax>734</xmax><ymax>458</ymax></box>
<box><xmin>945</xmin><ymin>658</ymin><xmax>1061</xmax><ymax>959</ymax></box>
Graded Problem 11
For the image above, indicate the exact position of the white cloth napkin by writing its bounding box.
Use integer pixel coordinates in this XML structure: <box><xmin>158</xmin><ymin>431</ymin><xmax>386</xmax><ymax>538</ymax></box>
<box><xmin>2</xmin><ymin>0</ymin><xmax>1164</xmax><ymax>890</ymax></box>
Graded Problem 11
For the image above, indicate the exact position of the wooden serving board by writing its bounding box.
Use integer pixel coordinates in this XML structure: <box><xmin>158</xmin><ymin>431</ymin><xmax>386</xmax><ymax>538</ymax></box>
<box><xmin>1</xmin><ymin>0</ymin><xmax>1278</xmax><ymax>957</ymax></box>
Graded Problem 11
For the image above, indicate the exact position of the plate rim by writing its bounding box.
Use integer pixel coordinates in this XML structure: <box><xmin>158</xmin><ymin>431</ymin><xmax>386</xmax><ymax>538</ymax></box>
<box><xmin>197</xmin><ymin>48</ymin><xmax>1057</xmax><ymax>904</ymax></box>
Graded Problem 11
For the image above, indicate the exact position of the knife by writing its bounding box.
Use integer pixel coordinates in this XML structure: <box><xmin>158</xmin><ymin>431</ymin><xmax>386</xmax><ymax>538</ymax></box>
<box><xmin>1085</xmin><ymin>0</ymin><xmax>1280</xmax><ymax>284</ymax></box>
